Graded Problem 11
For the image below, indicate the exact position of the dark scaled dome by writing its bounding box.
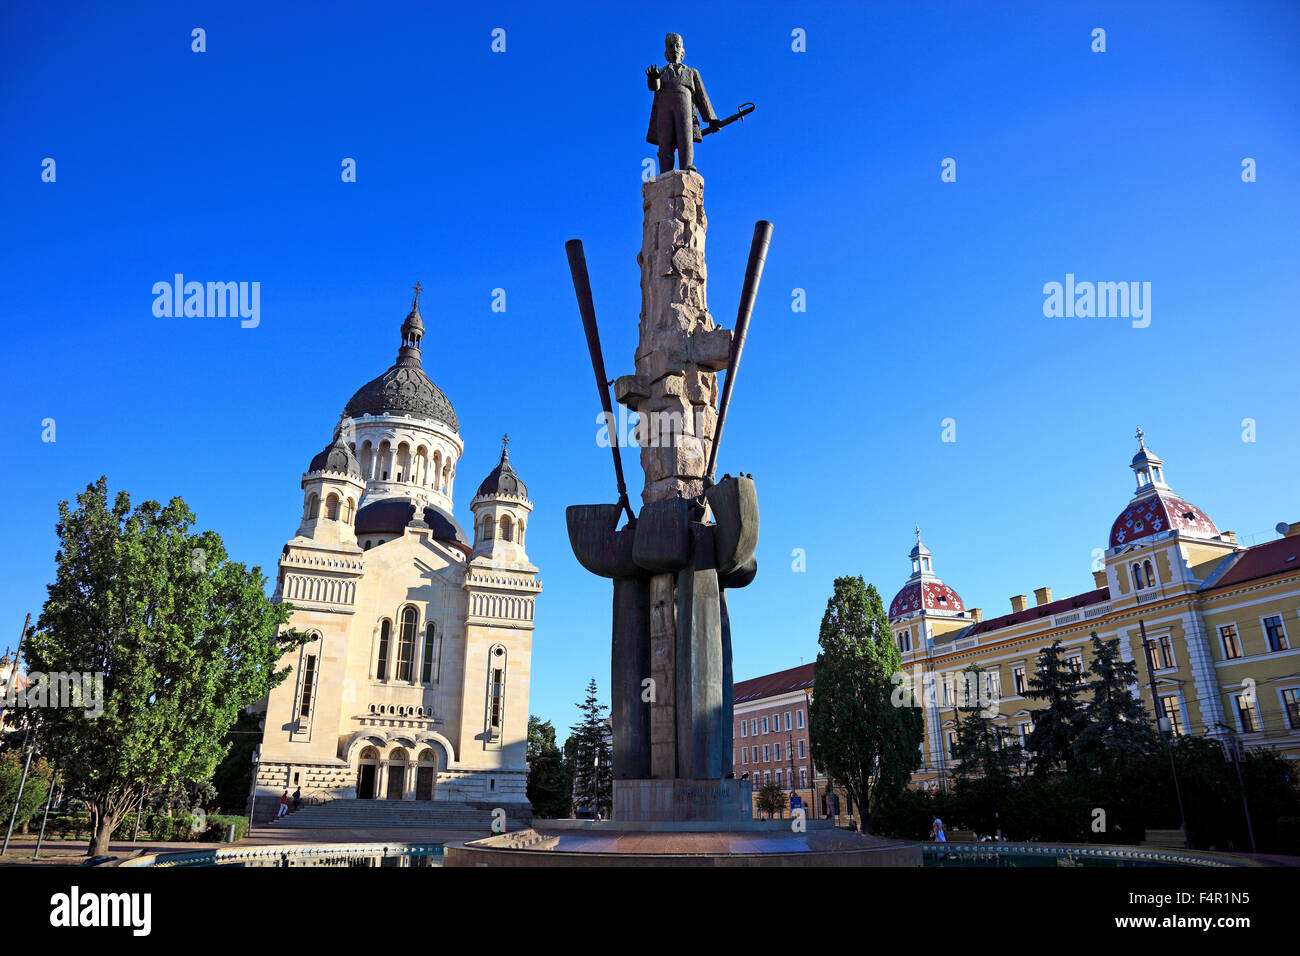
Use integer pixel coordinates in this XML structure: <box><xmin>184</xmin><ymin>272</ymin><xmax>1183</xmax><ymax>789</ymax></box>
<box><xmin>308</xmin><ymin>430</ymin><xmax>362</xmax><ymax>478</ymax></box>
<box><xmin>354</xmin><ymin>498</ymin><xmax>469</xmax><ymax>546</ymax></box>
<box><xmin>476</xmin><ymin>436</ymin><xmax>527</xmax><ymax>499</ymax></box>
<box><xmin>343</xmin><ymin>289</ymin><xmax>459</xmax><ymax>431</ymax></box>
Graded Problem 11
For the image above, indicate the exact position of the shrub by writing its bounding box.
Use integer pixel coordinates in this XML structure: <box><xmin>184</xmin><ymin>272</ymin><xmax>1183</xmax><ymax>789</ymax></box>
<box><xmin>202</xmin><ymin>814</ymin><xmax>249</xmax><ymax>842</ymax></box>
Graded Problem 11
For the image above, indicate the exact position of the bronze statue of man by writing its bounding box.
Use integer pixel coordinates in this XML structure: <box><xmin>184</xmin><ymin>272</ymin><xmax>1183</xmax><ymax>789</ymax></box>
<box><xmin>646</xmin><ymin>33</ymin><xmax>720</xmax><ymax>173</ymax></box>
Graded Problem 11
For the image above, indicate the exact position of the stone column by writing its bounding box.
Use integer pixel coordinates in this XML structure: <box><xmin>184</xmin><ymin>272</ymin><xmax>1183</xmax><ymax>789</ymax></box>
<box><xmin>616</xmin><ymin>170</ymin><xmax>730</xmax><ymax>505</ymax></box>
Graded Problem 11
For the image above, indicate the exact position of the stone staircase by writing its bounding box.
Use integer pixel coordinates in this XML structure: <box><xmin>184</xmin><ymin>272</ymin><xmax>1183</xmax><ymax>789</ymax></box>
<box><xmin>268</xmin><ymin>798</ymin><xmax>531</xmax><ymax>830</ymax></box>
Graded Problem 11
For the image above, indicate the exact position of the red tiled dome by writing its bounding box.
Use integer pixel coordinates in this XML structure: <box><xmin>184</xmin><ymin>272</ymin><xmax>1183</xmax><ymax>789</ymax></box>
<box><xmin>889</xmin><ymin>580</ymin><xmax>965</xmax><ymax>618</ymax></box>
<box><xmin>1109</xmin><ymin>493</ymin><xmax>1218</xmax><ymax>548</ymax></box>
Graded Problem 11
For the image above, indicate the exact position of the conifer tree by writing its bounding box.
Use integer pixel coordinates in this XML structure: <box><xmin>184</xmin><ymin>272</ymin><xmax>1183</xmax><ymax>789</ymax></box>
<box><xmin>567</xmin><ymin>678</ymin><xmax>612</xmax><ymax>817</ymax></box>
<box><xmin>1024</xmin><ymin>639</ymin><xmax>1085</xmax><ymax>777</ymax></box>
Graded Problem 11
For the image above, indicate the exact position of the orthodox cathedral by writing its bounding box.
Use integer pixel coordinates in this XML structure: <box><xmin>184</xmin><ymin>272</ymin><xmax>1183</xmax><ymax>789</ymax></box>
<box><xmin>250</xmin><ymin>287</ymin><xmax>540</xmax><ymax>818</ymax></box>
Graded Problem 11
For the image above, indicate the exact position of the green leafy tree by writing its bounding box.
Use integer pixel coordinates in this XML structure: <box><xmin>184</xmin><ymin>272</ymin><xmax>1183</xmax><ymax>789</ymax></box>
<box><xmin>526</xmin><ymin>716</ymin><xmax>573</xmax><ymax>819</ymax></box>
<box><xmin>755</xmin><ymin>781</ymin><xmax>785</xmax><ymax>819</ymax></box>
<box><xmin>1073</xmin><ymin>632</ymin><xmax>1157</xmax><ymax>774</ymax></box>
<box><xmin>809</xmin><ymin>577</ymin><xmax>923</xmax><ymax>831</ymax></box>
<box><xmin>951</xmin><ymin>665</ymin><xmax>1022</xmax><ymax>780</ymax></box>
<box><xmin>0</xmin><ymin>751</ymin><xmax>54</xmax><ymax>837</ymax></box>
<box><xmin>1024</xmin><ymin>640</ymin><xmax>1084</xmax><ymax>777</ymax></box>
<box><xmin>567</xmin><ymin>678</ymin><xmax>612</xmax><ymax>818</ymax></box>
<box><xmin>25</xmin><ymin>478</ymin><xmax>303</xmax><ymax>855</ymax></box>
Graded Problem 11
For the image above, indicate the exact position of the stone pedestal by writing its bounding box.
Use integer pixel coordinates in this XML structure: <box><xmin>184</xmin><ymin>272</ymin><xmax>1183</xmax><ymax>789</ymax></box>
<box><xmin>614</xmin><ymin>778</ymin><xmax>752</xmax><ymax>824</ymax></box>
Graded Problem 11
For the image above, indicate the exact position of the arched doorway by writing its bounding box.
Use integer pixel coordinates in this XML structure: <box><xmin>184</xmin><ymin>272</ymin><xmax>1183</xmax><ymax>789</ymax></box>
<box><xmin>357</xmin><ymin>746</ymin><xmax>379</xmax><ymax>799</ymax></box>
<box><xmin>415</xmin><ymin>749</ymin><xmax>438</xmax><ymax>801</ymax></box>
<box><xmin>386</xmin><ymin>747</ymin><xmax>409</xmax><ymax>801</ymax></box>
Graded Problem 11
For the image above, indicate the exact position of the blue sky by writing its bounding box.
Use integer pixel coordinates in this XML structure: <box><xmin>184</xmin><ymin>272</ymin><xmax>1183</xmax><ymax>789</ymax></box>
<box><xmin>3</xmin><ymin>1</ymin><xmax>1297</xmax><ymax>739</ymax></box>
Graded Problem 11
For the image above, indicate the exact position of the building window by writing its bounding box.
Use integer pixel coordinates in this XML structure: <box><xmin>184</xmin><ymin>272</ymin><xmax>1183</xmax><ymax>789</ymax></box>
<box><xmin>762</xmin><ymin>717</ymin><xmax>770</xmax><ymax>734</ymax></box>
<box><xmin>488</xmin><ymin>646</ymin><xmax>506</xmax><ymax>739</ymax></box>
<box><xmin>1282</xmin><ymin>689</ymin><xmax>1300</xmax><ymax>729</ymax></box>
<box><xmin>1143</xmin><ymin>559</ymin><xmax>1156</xmax><ymax>587</ymax></box>
<box><xmin>985</xmin><ymin>671</ymin><xmax>1002</xmax><ymax>700</ymax></box>
<box><xmin>797</xmin><ymin>739</ymin><xmax>806</xmax><ymax>759</ymax></box>
<box><xmin>750</xmin><ymin>718</ymin><xmax>758</xmax><ymax>736</ymax></box>
<box><xmin>1067</xmin><ymin>654</ymin><xmax>1085</xmax><ymax>683</ymax></box>
<box><xmin>774</xmin><ymin>742</ymin><xmax>782</xmax><ymax>762</ymax></box>
<box><xmin>1263</xmin><ymin>615</ymin><xmax>1289</xmax><ymax>652</ymax></box>
<box><xmin>500</xmin><ymin>514</ymin><xmax>514</xmax><ymax>542</ymax></box>
<box><xmin>1018</xmin><ymin>721</ymin><xmax>1032</xmax><ymax>748</ymax></box>
<box><xmin>1159</xmin><ymin>696</ymin><xmax>1184</xmax><ymax>736</ymax></box>
<box><xmin>1132</xmin><ymin>563</ymin><xmax>1143</xmax><ymax>590</ymax></box>
<box><xmin>376</xmin><ymin>619</ymin><xmax>391</xmax><ymax>680</ymax></box>
<box><xmin>299</xmin><ymin>653</ymin><xmax>316</xmax><ymax>719</ymax></box>
<box><xmin>763</xmin><ymin>772</ymin><xmax>771</xmax><ymax>786</ymax></box>
<box><xmin>1234</xmin><ymin>693</ymin><xmax>1261</xmax><ymax>734</ymax></box>
<box><xmin>799</xmin><ymin>768</ymin><xmax>807</xmax><ymax>787</ymax></box>
<box><xmin>1144</xmin><ymin>635</ymin><xmax>1174</xmax><ymax>672</ymax></box>
<box><xmin>762</xmin><ymin>745</ymin><xmax>770</xmax><ymax>762</ymax></box>
<box><xmin>421</xmin><ymin>622</ymin><xmax>440</xmax><ymax>684</ymax></box>
<box><xmin>740</xmin><ymin>720</ymin><xmax>747</xmax><ymax>738</ymax></box>
<box><xmin>326</xmin><ymin>493</ymin><xmax>340</xmax><ymax>520</ymax></box>
<box><xmin>396</xmin><ymin>607</ymin><xmax>417</xmax><ymax>682</ymax></box>
<box><xmin>784</xmin><ymin>712</ymin><xmax>792</xmax><ymax>731</ymax></box>
<box><xmin>741</xmin><ymin>747</ymin><xmax>748</xmax><ymax>765</ymax></box>
<box><xmin>947</xmin><ymin>731</ymin><xmax>957</xmax><ymax>759</ymax></box>
<box><xmin>897</xmin><ymin>630</ymin><xmax>911</xmax><ymax>653</ymax></box>
<box><xmin>308</xmin><ymin>493</ymin><xmax>320</xmax><ymax>519</ymax></box>
<box><xmin>1219</xmin><ymin>624</ymin><xmax>1242</xmax><ymax>660</ymax></box>
<box><xmin>797</xmin><ymin>709</ymin><xmax>805</xmax><ymax>729</ymax></box>
<box><xmin>1012</xmin><ymin>666</ymin><xmax>1027</xmax><ymax>696</ymax></box>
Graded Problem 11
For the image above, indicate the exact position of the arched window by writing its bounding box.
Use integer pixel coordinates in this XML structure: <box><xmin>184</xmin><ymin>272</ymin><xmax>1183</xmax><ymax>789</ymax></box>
<box><xmin>326</xmin><ymin>493</ymin><xmax>340</xmax><ymax>520</ymax></box>
<box><xmin>1132</xmin><ymin>563</ymin><xmax>1144</xmax><ymax>590</ymax></box>
<box><xmin>500</xmin><ymin>514</ymin><xmax>513</xmax><ymax>542</ymax></box>
<box><xmin>482</xmin><ymin>515</ymin><xmax>495</xmax><ymax>540</ymax></box>
<box><xmin>376</xmin><ymin>619</ymin><xmax>391</xmax><ymax>680</ymax></box>
<box><xmin>345</xmin><ymin>498</ymin><xmax>356</xmax><ymax>523</ymax></box>
<box><xmin>396</xmin><ymin>607</ymin><xmax>417</xmax><ymax>682</ymax></box>
<box><xmin>421</xmin><ymin>622</ymin><xmax>440</xmax><ymax>683</ymax></box>
<box><xmin>308</xmin><ymin>493</ymin><xmax>320</xmax><ymax>519</ymax></box>
<box><xmin>487</xmin><ymin>644</ymin><xmax>507</xmax><ymax>742</ymax></box>
<box><xmin>517</xmin><ymin>520</ymin><xmax>525</xmax><ymax>546</ymax></box>
<box><xmin>1143</xmin><ymin>559</ymin><xmax>1156</xmax><ymax>588</ymax></box>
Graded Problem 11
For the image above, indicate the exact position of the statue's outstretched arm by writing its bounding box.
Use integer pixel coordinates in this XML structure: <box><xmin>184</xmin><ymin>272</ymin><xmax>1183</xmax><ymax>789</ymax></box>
<box><xmin>646</xmin><ymin>65</ymin><xmax>661</xmax><ymax>92</ymax></box>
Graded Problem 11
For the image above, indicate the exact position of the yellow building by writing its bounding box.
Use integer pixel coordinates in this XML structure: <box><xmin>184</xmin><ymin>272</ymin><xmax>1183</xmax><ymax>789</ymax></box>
<box><xmin>891</xmin><ymin>430</ymin><xmax>1299</xmax><ymax>790</ymax></box>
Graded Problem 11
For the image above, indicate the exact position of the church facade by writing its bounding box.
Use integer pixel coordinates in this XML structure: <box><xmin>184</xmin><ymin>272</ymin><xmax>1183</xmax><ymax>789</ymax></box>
<box><xmin>249</xmin><ymin>289</ymin><xmax>540</xmax><ymax>817</ymax></box>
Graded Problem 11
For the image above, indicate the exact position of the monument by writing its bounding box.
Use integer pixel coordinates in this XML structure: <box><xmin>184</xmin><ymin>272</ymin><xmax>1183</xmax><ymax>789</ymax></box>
<box><xmin>443</xmin><ymin>36</ymin><xmax>918</xmax><ymax>863</ymax></box>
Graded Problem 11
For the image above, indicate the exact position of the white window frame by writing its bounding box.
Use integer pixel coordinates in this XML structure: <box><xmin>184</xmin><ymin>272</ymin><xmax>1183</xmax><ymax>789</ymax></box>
<box><xmin>784</xmin><ymin>711</ymin><xmax>792</xmax><ymax>731</ymax></box>
<box><xmin>1012</xmin><ymin>665</ymin><xmax>1026</xmax><ymax>696</ymax></box>
<box><xmin>1218</xmin><ymin>621</ymin><xmax>1243</xmax><ymax>660</ymax></box>
<box><xmin>1231</xmin><ymin>691</ymin><xmax>1262</xmax><ymax>734</ymax></box>
<box><xmin>1260</xmin><ymin>614</ymin><xmax>1290</xmax><ymax>653</ymax></box>
<box><xmin>1276</xmin><ymin>685</ymin><xmax>1300</xmax><ymax>731</ymax></box>
<box><xmin>797</xmin><ymin>709</ymin><xmax>805</xmax><ymax>729</ymax></box>
<box><xmin>740</xmin><ymin>719</ymin><xmax>747</xmax><ymax>738</ymax></box>
<box><xmin>762</xmin><ymin>716</ymin><xmax>770</xmax><ymax>734</ymax></box>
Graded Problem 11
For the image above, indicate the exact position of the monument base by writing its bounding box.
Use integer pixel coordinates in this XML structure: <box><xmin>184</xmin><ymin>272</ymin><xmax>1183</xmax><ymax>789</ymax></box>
<box><xmin>613</xmin><ymin>778</ymin><xmax>752</xmax><ymax>824</ymax></box>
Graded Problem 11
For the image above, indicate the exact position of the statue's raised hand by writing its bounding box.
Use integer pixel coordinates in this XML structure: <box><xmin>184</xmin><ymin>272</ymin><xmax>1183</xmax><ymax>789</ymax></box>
<box><xmin>646</xmin><ymin>65</ymin><xmax>660</xmax><ymax>79</ymax></box>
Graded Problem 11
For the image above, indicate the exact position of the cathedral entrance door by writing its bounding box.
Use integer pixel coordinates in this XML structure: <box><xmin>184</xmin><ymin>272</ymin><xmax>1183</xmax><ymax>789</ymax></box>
<box><xmin>357</xmin><ymin>764</ymin><xmax>376</xmax><ymax>799</ymax></box>
<box><xmin>416</xmin><ymin>766</ymin><xmax>435</xmax><ymax>800</ymax></box>
<box><xmin>386</xmin><ymin>765</ymin><xmax>406</xmax><ymax>800</ymax></box>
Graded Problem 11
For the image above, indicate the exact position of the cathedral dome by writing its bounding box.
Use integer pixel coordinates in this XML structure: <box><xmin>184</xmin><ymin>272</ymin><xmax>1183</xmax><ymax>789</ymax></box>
<box><xmin>354</xmin><ymin>498</ymin><xmax>469</xmax><ymax>546</ymax></box>
<box><xmin>308</xmin><ymin>430</ymin><xmax>362</xmax><ymax>478</ymax></box>
<box><xmin>1108</xmin><ymin>429</ymin><xmax>1219</xmax><ymax>548</ymax></box>
<box><xmin>343</xmin><ymin>290</ymin><xmax>459</xmax><ymax>431</ymax></box>
<box><xmin>476</xmin><ymin>437</ymin><xmax>527</xmax><ymax>499</ymax></box>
